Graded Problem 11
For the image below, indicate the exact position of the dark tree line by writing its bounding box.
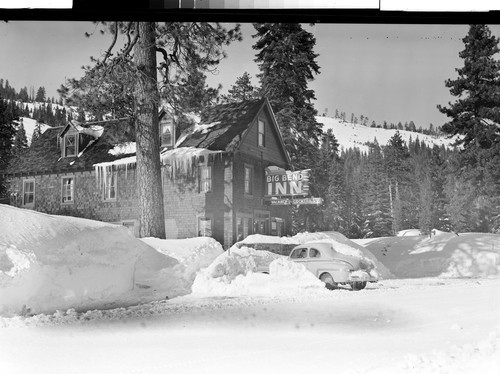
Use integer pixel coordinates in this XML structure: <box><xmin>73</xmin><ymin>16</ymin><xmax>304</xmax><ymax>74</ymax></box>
<box><xmin>4</xmin><ymin>100</ymin><xmax>71</xmax><ymax>128</ymax></box>
<box><xmin>318</xmin><ymin>134</ymin><xmax>462</xmax><ymax>238</ymax></box>
<box><xmin>0</xmin><ymin>80</ymin><xmax>62</xmax><ymax>105</ymax></box>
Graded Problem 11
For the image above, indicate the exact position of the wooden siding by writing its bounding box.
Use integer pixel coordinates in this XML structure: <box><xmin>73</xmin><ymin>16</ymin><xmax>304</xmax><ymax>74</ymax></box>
<box><xmin>238</xmin><ymin>105</ymin><xmax>289</xmax><ymax>168</ymax></box>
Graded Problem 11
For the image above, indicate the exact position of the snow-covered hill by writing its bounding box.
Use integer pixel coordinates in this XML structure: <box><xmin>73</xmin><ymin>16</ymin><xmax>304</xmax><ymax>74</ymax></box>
<box><xmin>14</xmin><ymin>117</ymin><xmax>51</xmax><ymax>146</ymax></box>
<box><xmin>316</xmin><ymin>116</ymin><xmax>458</xmax><ymax>153</ymax></box>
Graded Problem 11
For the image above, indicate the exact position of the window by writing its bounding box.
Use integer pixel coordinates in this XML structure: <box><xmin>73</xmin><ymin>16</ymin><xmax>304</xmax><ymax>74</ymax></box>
<box><xmin>61</xmin><ymin>177</ymin><xmax>74</xmax><ymax>203</ymax></box>
<box><xmin>104</xmin><ymin>171</ymin><xmax>117</xmax><ymax>201</ymax></box>
<box><xmin>244</xmin><ymin>165</ymin><xmax>253</xmax><ymax>195</ymax></box>
<box><xmin>198</xmin><ymin>217</ymin><xmax>212</xmax><ymax>237</ymax></box>
<box><xmin>309</xmin><ymin>248</ymin><xmax>321</xmax><ymax>258</ymax></box>
<box><xmin>199</xmin><ymin>165</ymin><xmax>212</xmax><ymax>193</ymax></box>
<box><xmin>258</xmin><ymin>119</ymin><xmax>265</xmax><ymax>147</ymax></box>
<box><xmin>64</xmin><ymin>134</ymin><xmax>77</xmax><ymax>157</ymax></box>
<box><xmin>290</xmin><ymin>248</ymin><xmax>308</xmax><ymax>259</ymax></box>
<box><xmin>160</xmin><ymin>119</ymin><xmax>175</xmax><ymax>148</ymax></box>
<box><xmin>23</xmin><ymin>180</ymin><xmax>35</xmax><ymax>206</ymax></box>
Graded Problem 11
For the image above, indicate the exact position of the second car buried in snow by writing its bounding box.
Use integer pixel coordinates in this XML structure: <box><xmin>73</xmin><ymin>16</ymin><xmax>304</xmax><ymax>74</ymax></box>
<box><xmin>288</xmin><ymin>241</ymin><xmax>379</xmax><ymax>290</ymax></box>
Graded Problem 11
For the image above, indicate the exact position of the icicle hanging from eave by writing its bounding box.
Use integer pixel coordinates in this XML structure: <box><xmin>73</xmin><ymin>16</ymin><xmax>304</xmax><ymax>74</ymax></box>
<box><xmin>94</xmin><ymin>155</ymin><xmax>137</xmax><ymax>193</ymax></box>
<box><xmin>160</xmin><ymin>147</ymin><xmax>224</xmax><ymax>181</ymax></box>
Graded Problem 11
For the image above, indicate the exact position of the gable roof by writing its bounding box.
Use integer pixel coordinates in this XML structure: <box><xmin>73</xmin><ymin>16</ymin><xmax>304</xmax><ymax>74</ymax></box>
<box><xmin>176</xmin><ymin>98</ymin><xmax>291</xmax><ymax>164</ymax></box>
<box><xmin>6</xmin><ymin>119</ymin><xmax>134</xmax><ymax>176</ymax></box>
<box><xmin>5</xmin><ymin>98</ymin><xmax>291</xmax><ymax>176</ymax></box>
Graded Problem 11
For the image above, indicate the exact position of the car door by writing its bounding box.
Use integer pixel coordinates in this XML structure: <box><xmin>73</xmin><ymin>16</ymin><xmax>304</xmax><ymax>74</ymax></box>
<box><xmin>290</xmin><ymin>247</ymin><xmax>309</xmax><ymax>267</ymax></box>
<box><xmin>304</xmin><ymin>247</ymin><xmax>323</xmax><ymax>276</ymax></box>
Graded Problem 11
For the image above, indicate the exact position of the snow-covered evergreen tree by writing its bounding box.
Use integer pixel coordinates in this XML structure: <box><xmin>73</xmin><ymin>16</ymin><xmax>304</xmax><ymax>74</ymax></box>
<box><xmin>253</xmin><ymin>23</ymin><xmax>322</xmax><ymax>170</ymax></box>
<box><xmin>13</xmin><ymin>121</ymin><xmax>28</xmax><ymax>155</ymax></box>
<box><xmin>384</xmin><ymin>131</ymin><xmax>410</xmax><ymax>234</ymax></box>
<box><xmin>0</xmin><ymin>98</ymin><xmax>18</xmax><ymax>197</ymax></box>
<box><xmin>221</xmin><ymin>72</ymin><xmax>259</xmax><ymax>103</ymax></box>
<box><xmin>438</xmin><ymin>24</ymin><xmax>500</xmax><ymax>233</ymax></box>
<box><xmin>362</xmin><ymin>142</ymin><xmax>392</xmax><ymax>238</ymax></box>
<box><xmin>438</xmin><ymin>24</ymin><xmax>500</xmax><ymax>148</ymax></box>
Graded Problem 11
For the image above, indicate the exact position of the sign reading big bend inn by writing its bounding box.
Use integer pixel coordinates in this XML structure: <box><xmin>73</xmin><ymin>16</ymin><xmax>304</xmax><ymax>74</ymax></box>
<box><xmin>265</xmin><ymin>168</ymin><xmax>323</xmax><ymax>206</ymax></box>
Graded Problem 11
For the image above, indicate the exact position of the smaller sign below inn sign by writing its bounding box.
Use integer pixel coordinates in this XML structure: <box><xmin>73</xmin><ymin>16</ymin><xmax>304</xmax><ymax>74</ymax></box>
<box><xmin>269</xmin><ymin>197</ymin><xmax>324</xmax><ymax>206</ymax></box>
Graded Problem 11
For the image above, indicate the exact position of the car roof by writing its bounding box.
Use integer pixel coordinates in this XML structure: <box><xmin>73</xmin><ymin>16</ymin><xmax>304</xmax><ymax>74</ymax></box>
<box><xmin>293</xmin><ymin>242</ymin><xmax>337</xmax><ymax>257</ymax></box>
<box><xmin>294</xmin><ymin>241</ymin><xmax>333</xmax><ymax>249</ymax></box>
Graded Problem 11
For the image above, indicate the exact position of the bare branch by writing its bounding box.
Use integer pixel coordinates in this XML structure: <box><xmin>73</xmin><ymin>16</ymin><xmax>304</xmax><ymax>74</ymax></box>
<box><xmin>122</xmin><ymin>22</ymin><xmax>140</xmax><ymax>57</ymax></box>
<box><xmin>103</xmin><ymin>22</ymin><xmax>119</xmax><ymax>63</ymax></box>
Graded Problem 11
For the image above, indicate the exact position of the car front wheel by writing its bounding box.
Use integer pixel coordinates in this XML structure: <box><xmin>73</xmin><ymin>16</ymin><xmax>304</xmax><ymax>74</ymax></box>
<box><xmin>351</xmin><ymin>281</ymin><xmax>367</xmax><ymax>291</ymax></box>
<box><xmin>320</xmin><ymin>273</ymin><xmax>337</xmax><ymax>290</ymax></box>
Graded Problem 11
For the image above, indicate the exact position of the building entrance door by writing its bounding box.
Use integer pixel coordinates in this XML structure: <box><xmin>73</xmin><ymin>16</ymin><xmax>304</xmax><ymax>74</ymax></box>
<box><xmin>253</xmin><ymin>210</ymin><xmax>270</xmax><ymax>235</ymax></box>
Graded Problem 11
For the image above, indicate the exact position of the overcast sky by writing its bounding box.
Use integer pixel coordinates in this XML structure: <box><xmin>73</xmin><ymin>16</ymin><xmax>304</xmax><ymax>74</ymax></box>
<box><xmin>1</xmin><ymin>21</ymin><xmax>499</xmax><ymax>129</ymax></box>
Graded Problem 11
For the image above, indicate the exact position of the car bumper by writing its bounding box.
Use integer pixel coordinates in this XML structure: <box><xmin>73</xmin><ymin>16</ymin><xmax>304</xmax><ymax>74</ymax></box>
<box><xmin>348</xmin><ymin>270</ymin><xmax>378</xmax><ymax>283</ymax></box>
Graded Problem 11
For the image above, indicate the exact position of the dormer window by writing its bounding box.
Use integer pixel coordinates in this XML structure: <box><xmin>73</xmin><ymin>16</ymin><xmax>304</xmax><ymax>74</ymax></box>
<box><xmin>160</xmin><ymin>117</ymin><xmax>175</xmax><ymax>148</ymax></box>
<box><xmin>64</xmin><ymin>134</ymin><xmax>77</xmax><ymax>157</ymax></box>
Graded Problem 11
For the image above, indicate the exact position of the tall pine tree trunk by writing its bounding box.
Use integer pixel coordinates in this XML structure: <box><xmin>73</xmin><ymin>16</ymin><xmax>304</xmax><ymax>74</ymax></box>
<box><xmin>134</xmin><ymin>22</ymin><xmax>166</xmax><ymax>238</ymax></box>
<box><xmin>388</xmin><ymin>181</ymin><xmax>394</xmax><ymax>234</ymax></box>
<box><xmin>394</xmin><ymin>181</ymin><xmax>402</xmax><ymax>234</ymax></box>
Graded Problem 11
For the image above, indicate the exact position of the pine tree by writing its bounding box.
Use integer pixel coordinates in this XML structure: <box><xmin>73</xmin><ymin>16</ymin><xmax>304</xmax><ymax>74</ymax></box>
<box><xmin>13</xmin><ymin>121</ymin><xmax>28</xmax><ymax>154</ymax></box>
<box><xmin>362</xmin><ymin>143</ymin><xmax>392</xmax><ymax>237</ymax></box>
<box><xmin>31</xmin><ymin>121</ymin><xmax>43</xmax><ymax>145</ymax></box>
<box><xmin>221</xmin><ymin>72</ymin><xmax>259</xmax><ymax>103</ymax></box>
<box><xmin>321</xmin><ymin>130</ymin><xmax>345</xmax><ymax>231</ymax></box>
<box><xmin>18</xmin><ymin>87</ymin><xmax>29</xmax><ymax>102</ymax></box>
<box><xmin>340</xmin><ymin>148</ymin><xmax>365</xmax><ymax>238</ymax></box>
<box><xmin>384</xmin><ymin>131</ymin><xmax>410</xmax><ymax>234</ymax></box>
<box><xmin>35</xmin><ymin>87</ymin><xmax>46</xmax><ymax>103</ymax></box>
<box><xmin>253</xmin><ymin>23</ymin><xmax>323</xmax><ymax>233</ymax></box>
<box><xmin>325</xmin><ymin>156</ymin><xmax>347</xmax><ymax>233</ymax></box>
<box><xmin>438</xmin><ymin>24</ymin><xmax>500</xmax><ymax>233</ymax></box>
<box><xmin>438</xmin><ymin>24</ymin><xmax>500</xmax><ymax>149</ymax></box>
<box><xmin>60</xmin><ymin>22</ymin><xmax>241</xmax><ymax>238</ymax></box>
<box><xmin>253</xmin><ymin>23</ymin><xmax>322</xmax><ymax>170</ymax></box>
<box><xmin>0</xmin><ymin>98</ymin><xmax>18</xmax><ymax>197</ymax></box>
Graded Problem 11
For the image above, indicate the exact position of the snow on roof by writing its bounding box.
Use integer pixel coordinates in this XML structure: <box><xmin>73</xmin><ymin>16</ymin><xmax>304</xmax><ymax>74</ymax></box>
<box><xmin>160</xmin><ymin>146</ymin><xmax>223</xmax><ymax>165</ymax></box>
<box><xmin>80</xmin><ymin>125</ymin><xmax>104</xmax><ymax>138</ymax></box>
<box><xmin>193</xmin><ymin>121</ymin><xmax>221</xmax><ymax>135</ymax></box>
<box><xmin>176</xmin><ymin>121</ymin><xmax>222</xmax><ymax>147</ymax></box>
<box><xmin>67</xmin><ymin>120</ymin><xmax>104</xmax><ymax>139</ymax></box>
<box><xmin>94</xmin><ymin>146</ymin><xmax>224</xmax><ymax>176</ymax></box>
<box><xmin>108</xmin><ymin>142</ymin><xmax>137</xmax><ymax>156</ymax></box>
<box><xmin>94</xmin><ymin>155</ymin><xmax>137</xmax><ymax>170</ymax></box>
<box><xmin>307</xmin><ymin>238</ymin><xmax>367</xmax><ymax>259</ymax></box>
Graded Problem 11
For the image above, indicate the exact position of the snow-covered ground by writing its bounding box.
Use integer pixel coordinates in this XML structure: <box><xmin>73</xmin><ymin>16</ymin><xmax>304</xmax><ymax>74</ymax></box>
<box><xmin>316</xmin><ymin>116</ymin><xmax>458</xmax><ymax>152</ymax></box>
<box><xmin>1</xmin><ymin>205</ymin><xmax>499</xmax><ymax>374</ymax></box>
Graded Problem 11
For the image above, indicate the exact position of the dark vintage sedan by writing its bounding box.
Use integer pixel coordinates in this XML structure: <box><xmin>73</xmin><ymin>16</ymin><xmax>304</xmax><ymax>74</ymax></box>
<box><xmin>288</xmin><ymin>241</ymin><xmax>379</xmax><ymax>290</ymax></box>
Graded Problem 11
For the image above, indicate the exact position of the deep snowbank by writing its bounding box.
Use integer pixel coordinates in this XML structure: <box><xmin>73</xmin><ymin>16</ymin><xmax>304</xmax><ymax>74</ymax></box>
<box><xmin>0</xmin><ymin>205</ymin><xmax>181</xmax><ymax>316</ymax></box>
<box><xmin>139</xmin><ymin>236</ymin><xmax>224</xmax><ymax>292</ymax></box>
<box><xmin>191</xmin><ymin>246</ymin><xmax>324</xmax><ymax>296</ymax></box>
<box><xmin>238</xmin><ymin>232</ymin><xmax>393</xmax><ymax>279</ymax></box>
<box><xmin>355</xmin><ymin>230</ymin><xmax>500</xmax><ymax>278</ymax></box>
